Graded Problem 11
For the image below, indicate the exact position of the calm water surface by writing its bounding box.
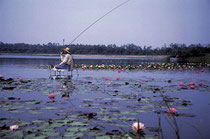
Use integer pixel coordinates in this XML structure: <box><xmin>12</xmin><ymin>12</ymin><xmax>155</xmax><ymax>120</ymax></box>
<box><xmin>0</xmin><ymin>56</ymin><xmax>210</xmax><ymax>139</ymax></box>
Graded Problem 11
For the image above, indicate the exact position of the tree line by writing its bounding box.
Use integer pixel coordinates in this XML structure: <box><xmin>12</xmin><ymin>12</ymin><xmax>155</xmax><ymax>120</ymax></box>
<box><xmin>0</xmin><ymin>42</ymin><xmax>210</xmax><ymax>57</ymax></box>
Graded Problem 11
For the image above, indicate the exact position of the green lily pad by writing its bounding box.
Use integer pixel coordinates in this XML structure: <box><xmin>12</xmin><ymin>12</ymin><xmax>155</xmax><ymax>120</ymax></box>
<box><xmin>9</xmin><ymin>130</ymin><xmax>24</xmax><ymax>139</ymax></box>
<box><xmin>43</xmin><ymin>128</ymin><xmax>60</xmax><ymax>136</ymax></box>
<box><xmin>96</xmin><ymin>136</ymin><xmax>111</xmax><ymax>139</ymax></box>
<box><xmin>29</xmin><ymin>135</ymin><xmax>48</xmax><ymax>139</ymax></box>
<box><xmin>38</xmin><ymin>122</ymin><xmax>50</xmax><ymax>130</ymax></box>
<box><xmin>10</xmin><ymin>110</ymin><xmax>24</xmax><ymax>113</ymax></box>
<box><xmin>32</xmin><ymin>120</ymin><xmax>44</xmax><ymax>124</ymax></box>
<box><xmin>0</xmin><ymin>130</ymin><xmax>10</xmax><ymax>137</ymax></box>
<box><xmin>42</xmin><ymin>106</ymin><xmax>57</xmax><ymax>110</ymax></box>
<box><xmin>49</xmin><ymin>122</ymin><xmax>65</xmax><ymax>128</ymax></box>
<box><xmin>119</xmin><ymin>116</ymin><xmax>136</xmax><ymax>121</ymax></box>
<box><xmin>24</xmin><ymin>134</ymin><xmax>37</xmax><ymax>139</ymax></box>
<box><xmin>70</xmin><ymin>121</ymin><xmax>88</xmax><ymax>126</ymax></box>
<box><xmin>66</xmin><ymin>127</ymin><xmax>80</xmax><ymax>132</ymax></box>
<box><xmin>24</xmin><ymin>127</ymin><xmax>38</xmax><ymax>133</ymax></box>
<box><xmin>63</xmin><ymin>132</ymin><xmax>84</xmax><ymax>138</ymax></box>
<box><xmin>28</xmin><ymin>110</ymin><xmax>42</xmax><ymax>114</ymax></box>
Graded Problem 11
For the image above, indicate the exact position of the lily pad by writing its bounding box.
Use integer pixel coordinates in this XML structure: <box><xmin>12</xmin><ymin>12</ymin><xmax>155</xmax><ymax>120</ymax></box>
<box><xmin>42</xmin><ymin>106</ymin><xmax>57</xmax><ymax>110</ymax></box>
<box><xmin>28</xmin><ymin>110</ymin><xmax>42</xmax><ymax>114</ymax></box>
<box><xmin>70</xmin><ymin>121</ymin><xmax>88</xmax><ymax>127</ymax></box>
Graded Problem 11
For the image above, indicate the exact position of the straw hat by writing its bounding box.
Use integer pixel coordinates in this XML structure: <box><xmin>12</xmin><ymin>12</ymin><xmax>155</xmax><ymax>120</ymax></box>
<box><xmin>63</xmin><ymin>47</ymin><xmax>70</xmax><ymax>53</ymax></box>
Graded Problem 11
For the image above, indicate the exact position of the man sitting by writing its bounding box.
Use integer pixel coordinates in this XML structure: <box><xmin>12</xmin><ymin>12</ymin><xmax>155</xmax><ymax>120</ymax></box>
<box><xmin>54</xmin><ymin>47</ymin><xmax>74</xmax><ymax>71</ymax></box>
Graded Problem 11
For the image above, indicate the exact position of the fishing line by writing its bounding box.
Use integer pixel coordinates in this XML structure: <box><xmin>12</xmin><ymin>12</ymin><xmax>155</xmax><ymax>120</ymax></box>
<box><xmin>53</xmin><ymin>0</ymin><xmax>132</xmax><ymax>77</ymax></box>
<box><xmin>69</xmin><ymin>0</ymin><xmax>132</xmax><ymax>77</ymax></box>
<box><xmin>70</xmin><ymin>0</ymin><xmax>132</xmax><ymax>44</ymax></box>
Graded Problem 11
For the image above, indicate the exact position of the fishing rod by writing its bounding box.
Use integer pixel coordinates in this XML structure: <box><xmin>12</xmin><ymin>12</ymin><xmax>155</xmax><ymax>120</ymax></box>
<box><xmin>70</xmin><ymin>0</ymin><xmax>132</xmax><ymax>44</ymax></box>
<box><xmin>69</xmin><ymin>0</ymin><xmax>132</xmax><ymax>77</ymax></box>
<box><xmin>53</xmin><ymin>0</ymin><xmax>132</xmax><ymax>77</ymax></box>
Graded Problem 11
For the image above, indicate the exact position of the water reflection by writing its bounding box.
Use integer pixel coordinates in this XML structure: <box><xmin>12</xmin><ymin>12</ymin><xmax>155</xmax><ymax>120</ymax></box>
<box><xmin>53</xmin><ymin>76</ymin><xmax>74</xmax><ymax>99</ymax></box>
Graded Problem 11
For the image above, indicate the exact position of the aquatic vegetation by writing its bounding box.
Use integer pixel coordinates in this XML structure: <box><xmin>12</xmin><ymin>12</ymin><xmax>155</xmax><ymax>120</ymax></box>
<box><xmin>198</xmin><ymin>82</ymin><xmax>203</xmax><ymax>86</ymax></box>
<box><xmin>73</xmin><ymin>63</ymin><xmax>210</xmax><ymax>72</ymax></box>
<box><xmin>49</xmin><ymin>94</ymin><xmax>55</xmax><ymax>98</ymax></box>
<box><xmin>189</xmin><ymin>82</ymin><xmax>194</xmax><ymax>85</ymax></box>
<box><xmin>179</xmin><ymin>83</ymin><xmax>184</xmax><ymax>86</ymax></box>
<box><xmin>190</xmin><ymin>85</ymin><xmax>195</xmax><ymax>89</ymax></box>
<box><xmin>168</xmin><ymin>108</ymin><xmax>176</xmax><ymax>114</ymax></box>
<box><xmin>132</xmin><ymin>122</ymin><xmax>145</xmax><ymax>131</ymax></box>
<box><xmin>10</xmin><ymin>125</ymin><xmax>19</xmax><ymax>131</ymax></box>
<box><xmin>0</xmin><ymin>63</ymin><xmax>210</xmax><ymax>138</ymax></box>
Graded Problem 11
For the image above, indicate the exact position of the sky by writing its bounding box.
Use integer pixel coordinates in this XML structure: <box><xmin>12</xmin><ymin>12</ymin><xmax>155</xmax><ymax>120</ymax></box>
<box><xmin>0</xmin><ymin>0</ymin><xmax>210</xmax><ymax>47</ymax></box>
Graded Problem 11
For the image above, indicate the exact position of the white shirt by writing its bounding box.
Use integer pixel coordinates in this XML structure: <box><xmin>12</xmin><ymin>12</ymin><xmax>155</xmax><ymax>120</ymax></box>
<box><xmin>60</xmin><ymin>54</ymin><xmax>73</xmax><ymax>69</ymax></box>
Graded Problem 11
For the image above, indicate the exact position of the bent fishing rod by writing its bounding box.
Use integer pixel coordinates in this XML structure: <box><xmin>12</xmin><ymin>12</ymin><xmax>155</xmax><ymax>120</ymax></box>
<box><xmin>70</xmin><ymin>0</ymin><xmax>132</xmax><ymax>44</ymax></box>
<box><xmin>54</xmin><ymin>0</ymin><xmax>132</xmax><ymax>77</ymax></box>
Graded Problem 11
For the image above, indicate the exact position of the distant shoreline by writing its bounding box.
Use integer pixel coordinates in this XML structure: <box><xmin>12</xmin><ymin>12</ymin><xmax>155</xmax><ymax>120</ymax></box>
<box><xmin>0</xmin><ymin>53</ymin><xmax>169</xmax><ymax>58</ymax></box>
<box><xmin>1</xmin><ymin>53</ymin><xmax>209</xmax><ymax>63</ymax></box>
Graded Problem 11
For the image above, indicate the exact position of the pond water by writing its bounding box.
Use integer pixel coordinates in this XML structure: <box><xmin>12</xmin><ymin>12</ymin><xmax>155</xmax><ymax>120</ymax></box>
<box><xmin>0</xmin><ymin>56</ymin><xmax>210</xmax><ymax>139</ymax></box>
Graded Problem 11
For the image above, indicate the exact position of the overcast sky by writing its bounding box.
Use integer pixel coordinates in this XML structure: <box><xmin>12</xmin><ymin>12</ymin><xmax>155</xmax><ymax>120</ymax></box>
<box><xmin>0</xmin><ymin>0</ymin><xmax>210</xmax><ymax>47</ymax></box>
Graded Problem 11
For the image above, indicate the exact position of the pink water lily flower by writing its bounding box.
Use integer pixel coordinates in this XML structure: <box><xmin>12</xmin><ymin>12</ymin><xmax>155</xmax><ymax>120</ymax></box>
<box><xmin>189</xmin><ymin>82</ymin><xmax>194</xmax><ymax>85</ymax></box>
<box><xmin>190</xmin><ymin>85</ymin><xmax>195</xmax><ymax>89</ymax></box>
<box><xmin>19</xmin><ymin>78</ymin><xmax>23</xmax><ymax>82</ymax></box>
<box><xmin>49</xmin><ymin>94</ymin><xmax>55</xmax><ymax>98</ymax></box>
<box><xmin>179</xmin><ymin>83</ymin><xmax>184</xmax><ymax>86</ymax></box>
<box><xmin>132</xmin><ymin>122</ymin><xmax>145</xmax><ymax>132</ymax></box>
<box><xmin>168</xmin><ymin>108</ymin><xmax>176</xmax><ymax>114</ymax></box>
<box><xmin>10</xmin><ymin>125</ymin><xmax>19</xmax><ymax>131</ymax></box>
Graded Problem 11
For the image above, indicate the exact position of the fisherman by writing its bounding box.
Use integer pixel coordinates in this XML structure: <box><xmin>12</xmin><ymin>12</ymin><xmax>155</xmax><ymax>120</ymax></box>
<box><xmin>53</xmin><ymin>47</ymin><xmax>74</xmax><ymax>71</ymax></box>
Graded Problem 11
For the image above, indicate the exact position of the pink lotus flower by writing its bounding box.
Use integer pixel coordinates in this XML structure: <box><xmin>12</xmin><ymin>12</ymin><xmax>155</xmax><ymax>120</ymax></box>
<box><xmin>179</xmin><ymin>68</ymin><xmax>183</xmax><ymax>72</ymax></box>
<box><xmin>132</xmin><ymin>122</ymin><xmax>145</xmax><ymax>132</ymax></box>
<box><xmin>49</xmin><ymin>94</ymin><xmax>55</xmax><ymax>98</ymax></box>
<box><xmin>179</xmin><ymin>83</ymin><xmax>184</xmax><ymax>86</ymax></box>
<box><xmin>118</xmin><ymin>70</ymin><xmax>121</xmax><ymax>73</ymax></box>
<box><xmin>0</xmin><ymin>75</ymin><xmax>3</xmax><ymax>78</ymax></box>
<box><xmin>82</xmin><ymin>68</ymin><xmax>85</xmax><ymax>71</ymax></box>
<box><xmin>152</xmin><ymin>78</ymin><xmax>154</xmax><ymax>80</ymax></box>
<box><xmin>10</xmin><ymin>125</ymin><xmax>19</xmax><ymax>131</ymax></box>
<box><xmin>198</xmin><ymin>82</ymin><xmax>203</xmax><ymax>86</ymax></box>
<box><xmin>19</xmin><ymin>78</ymin><xmax>23</xmax><ymax>82</ymax></box>
<box><xmin>168</xmin><ymin>108</ymin><xmax>176</xmax><ymax>114</ymax></box>
<box><xmin>190</xmin><ymin>85</ymin><xmax>195</xmax><ymax>89</ymax></box>
<box><xmin>116</xmin><ymin>77</ymin><xmax>120</xmax><ymax>80</ymax></box>
<box><xmin>108</xmin><ymin>82</ymin><xmax>111</xmax><ymax>86</ymax></box>
<box><xmin>104</xmin><ymin>77</ymin><xmax>108</xmax><ymax>81</ymax></box>
<box><xmin>196</xmin><ymin>71</ymin><xmax>199</xmax><ymax>74</ymax></box>
<box><xmin>136</xmin><ymin>69</ymin><xmax>139</xmax><ymax>72</ymax></box>
<box><xmin>189</xmin><ymin>82</ymin><xmax>194</xmax><ymax>85</ymax></box>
